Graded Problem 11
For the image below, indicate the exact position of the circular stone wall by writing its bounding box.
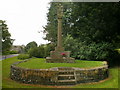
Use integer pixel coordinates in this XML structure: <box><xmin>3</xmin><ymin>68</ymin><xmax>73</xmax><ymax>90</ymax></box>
<box><xmin>10</xmin><ymin>60</ymin><xmax>108</xmax><ymax>85</ymax></box>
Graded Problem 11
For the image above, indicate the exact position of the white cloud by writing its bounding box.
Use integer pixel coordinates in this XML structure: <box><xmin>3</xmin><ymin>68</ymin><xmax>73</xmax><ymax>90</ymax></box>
<box><xmin>0</xmin><ymin>0</ymin><xmax>50</xmax><ymax>45</ymax></box>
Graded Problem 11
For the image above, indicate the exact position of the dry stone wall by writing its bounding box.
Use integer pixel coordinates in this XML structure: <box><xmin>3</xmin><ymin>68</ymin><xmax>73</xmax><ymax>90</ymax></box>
<box><xmin>10</xmin><ymin>60</ymin><xmax>108</xmax><ymax>85</ymax></box>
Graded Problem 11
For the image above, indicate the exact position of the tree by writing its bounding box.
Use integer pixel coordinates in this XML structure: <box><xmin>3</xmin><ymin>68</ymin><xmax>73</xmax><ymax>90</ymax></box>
<box><xmin>0</xmin><ymin>20</ymin><xmax>13</xmax><ymax>54</ymax></box>
<box><xmin>69</xmin><ymin>3</ymin><xmax>120</xmax><ymax>44</ymax></box>
<box><xmin>24</xmin><ymin>41</ymin><xmax>38</xmax><ymax>53</ymax></box>
<box><xmin>28</xmin><ymin>43</ymin><xmax>55</xmax><ymax>58</ymax></box>
<box><xmin>43</xmin><ymin>2</ymin><xmax>58</xmax><ymax>44</ymax></box>
<box><xmin>44</xmin><ymin>2</ymin><xmax>120</xmax><ymax>43</ymax></box>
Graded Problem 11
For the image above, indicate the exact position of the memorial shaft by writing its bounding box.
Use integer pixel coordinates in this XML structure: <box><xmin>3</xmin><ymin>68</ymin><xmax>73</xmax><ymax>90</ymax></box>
<box><xmin>56</xmin><ymin>4</ymin><xmax>63</xmax><ymax>51</ymax></box>
<box><xmin>57</xmin><ymin>17</ymin><xmax>62</xmax><ymax>47</ymax></box>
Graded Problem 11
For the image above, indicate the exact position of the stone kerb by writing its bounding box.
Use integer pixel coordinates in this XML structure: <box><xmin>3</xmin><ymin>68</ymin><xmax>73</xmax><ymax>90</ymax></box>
<box><xmin>10</xmin><ymin>60</ymin><xmax>108</xmax><ymax>85</ymax></box>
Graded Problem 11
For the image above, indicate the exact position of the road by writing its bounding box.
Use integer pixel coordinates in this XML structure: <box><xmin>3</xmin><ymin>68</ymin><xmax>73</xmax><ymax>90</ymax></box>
<box><xmin>0</xmin><ymin>54</ymin><xmax>19</xmax><ymax>61</ymax></box>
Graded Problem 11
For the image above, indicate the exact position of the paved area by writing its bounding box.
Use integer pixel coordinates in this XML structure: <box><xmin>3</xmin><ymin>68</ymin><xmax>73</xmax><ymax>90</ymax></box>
<box><xmin>0</xmin><ymin>54</ymin><xmax>19</xmax><ymax>61</ymax></box>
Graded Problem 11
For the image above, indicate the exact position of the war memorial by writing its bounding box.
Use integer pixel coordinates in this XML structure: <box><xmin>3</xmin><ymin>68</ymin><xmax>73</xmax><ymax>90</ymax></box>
<box><xmin>10</xmin><ymin>3</ymin><xmax>108</xmax><ymax>85</ymax></box>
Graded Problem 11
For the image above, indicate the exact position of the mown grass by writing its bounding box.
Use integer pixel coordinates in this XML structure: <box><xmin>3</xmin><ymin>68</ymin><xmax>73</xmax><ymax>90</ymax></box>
<box><xmin>16</xmin><ymin>58</ymin><xmax>104</xmax><ymax>69</ymax></box>
<box><xmin>1</xmin><ymin>57</ymin><xmax>119</xmax><ymax>88</ymax></box>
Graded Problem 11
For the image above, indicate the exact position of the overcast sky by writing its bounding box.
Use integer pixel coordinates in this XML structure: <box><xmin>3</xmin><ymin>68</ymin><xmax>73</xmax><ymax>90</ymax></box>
<box><xmin>0</xmin><ymin>0</ymin><xmax>51</xmax><ymax>46</ymax></box>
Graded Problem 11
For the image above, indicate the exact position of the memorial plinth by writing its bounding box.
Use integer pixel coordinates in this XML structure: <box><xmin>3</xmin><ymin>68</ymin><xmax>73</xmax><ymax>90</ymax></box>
<box><xmin>46</xmin><ymin>4</ymin><xmax>75</xmax><ymax>63</ymax></box>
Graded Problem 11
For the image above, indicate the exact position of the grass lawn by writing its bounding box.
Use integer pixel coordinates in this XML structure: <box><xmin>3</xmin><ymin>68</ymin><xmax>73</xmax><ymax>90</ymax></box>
<box><xmin>1</xmin><ymin>57</ymin><xmax>119</xmax><ymax>88</ymax></box>
<box><xmin>16</xmin><ymin>58</ymin><xmax>104</xmax><ymax>69</ymax></box>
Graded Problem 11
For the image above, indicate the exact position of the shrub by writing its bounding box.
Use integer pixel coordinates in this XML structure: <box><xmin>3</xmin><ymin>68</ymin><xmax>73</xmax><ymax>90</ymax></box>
<box><xmin>63</xmin><ymin>35</ymin><xmax>118</xmax><ymax>66</ymax></box>
<box><xmin>28</xmin><ymin>46</ymin><xmax>45</xmax><ymax>58</ymax></box>
<box><xmin>24</xmin><ymin>41</ymin><xmax>37</xmax><ymax>53</ymax></box>
<box><xmin>78</xmin><ymin>42</ymin><xmax>113</xmax><ymax>60</ymax></box>
<box><xmin>17</xmin><ymin>54</ymin><xmax>30</xmax><ymax>60</ymax></box>
<box><xmin>29</xmin><ymin>47</ymin><xmax>40</xmax><ymax>58</ymax></box>
<box><xmin>9</xmin><ymin>50</ymin><xmax>18</xmax><ymax>54</ymax></box>
<box><xmin>28</xmin><ymin>44</ymin><xmax>55</xmax><ymax>58</ymax></box>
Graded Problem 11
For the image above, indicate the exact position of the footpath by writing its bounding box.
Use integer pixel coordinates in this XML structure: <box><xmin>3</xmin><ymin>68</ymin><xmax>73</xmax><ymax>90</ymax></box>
<box><xmin>0</xmin><ymin>54</ymin><xmax>19</xmax><ymax>61</ymax></box>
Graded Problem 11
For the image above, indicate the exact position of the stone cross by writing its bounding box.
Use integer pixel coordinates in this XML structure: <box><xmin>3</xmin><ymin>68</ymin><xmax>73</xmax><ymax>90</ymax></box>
<box><xmin>55</xmin><ymin>3</ymin><xmax>64</xmax><ymax>51</ymax></box>
<box><xmin>46</xmin><ymin>3</ymin><xmax>75</xmax><ymax>63</ymax></box>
